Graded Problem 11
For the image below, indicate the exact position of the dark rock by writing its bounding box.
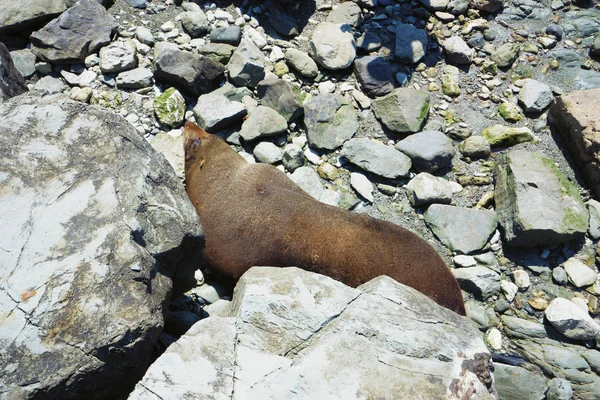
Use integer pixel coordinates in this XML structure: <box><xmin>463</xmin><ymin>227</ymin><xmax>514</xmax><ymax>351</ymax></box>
<box><xmin>154</xmin><ymin>42</ymin><xmax>225</xmax><ymax>97</ymax></box>
<box><xmin>30</xmin><ymin>0</ymin><xmax>118</xmax><ymax>63</ymax></box>
<box><xmin>210</xmin><ymin>26</ymin><xmax>242</xmax><ymax>46</ymax></box>
<box><xmin>256</xmin><ymin>78</ymin><xmax>303</xmax><ymax>122</ymax></box>
<box><xmin>353</xmin><ymin>56</ymin><xmax>394</xmax><ymax>97</ymax></box>
<box><xmin>0</xmin><ymin>42</ymin><xmax>27</xmax><ymax>102</ymax></box>
<box><xmin>269</xmin><ymin>5</ymin><xmax>299</xmax><ymax>37</ymax></box>
<box><xmin>546</xmin><ymin>24</ymin><xmax>564</xmax><ymax>41</ymax></box>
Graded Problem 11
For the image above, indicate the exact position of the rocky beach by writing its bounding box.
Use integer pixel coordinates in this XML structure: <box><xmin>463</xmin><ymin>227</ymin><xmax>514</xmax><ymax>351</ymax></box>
<box><xmin>2</xmin><ymin>0</ymin><xmax>600</xmax><ymax>398</ymax></box>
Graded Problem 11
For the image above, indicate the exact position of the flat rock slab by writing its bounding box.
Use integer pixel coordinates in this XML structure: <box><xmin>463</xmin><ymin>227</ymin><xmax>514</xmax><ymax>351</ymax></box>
<box><xmin>256</xmin><ymin>78</ymin><xmax>303</xmax><ymax>122</ymax></box>
<box><xmin>154</xmin><ymin>42</ymin><xmax>225</xmax><ymax>97</ymax></box>
<box><xmin>0</xmin><ymin>0</ymin><xmax>68</xmax><ymax>32</ymax></box>
<box><xmin>193</xmin><ymin>93</ymin><xmax>246</xmax><ymax>131</ymax></box>
<box><xmin>549</xmin><ymin>88</ymin><xmax>600</xmax><ymax>200</ymax></box>
<box><xmin>424</xmin><ymin>204</ymin><xmax>498</xmax><ymax>254</ymax></box>
<box><xmin>372</xmin><ymin>88</ymin><xmax>429</xmax><ymax>134</ymax></box>
<box><xmin>353</xmin><ymin>56</ymin><xmax>394</xmax><ymax>97</ymax></box>
<box><xmin>494</xmin><ymin>149</ymin><xmax>588</xmax><ymax>247</ymax></box>
<box><xmin>228</xmin><ymin>35</ymin><xmax>265</xmax><ymax>88</ymax></box>
<box><xmin>304</xmin><ymin>93</ymin><xmax>358</xmax><ymax>150</ymax></box>
<box><xmin>130</xmin><ymin>267</ymin><xmax>496</xmax><ymax>399</ymax></box>
<box><xmin>0</xmin><ymin>93</ymin><xmax>203</xmax><ymax>399</ymax></box>
<box><xmin>30</xmin><ymin>0</ymin><xmax>118</xmax><ymax>63</ymax></box>
<box><xmin>341</xmin><ymin>138</ymin><xmax>411</xmax><ymax>179</ymax></box>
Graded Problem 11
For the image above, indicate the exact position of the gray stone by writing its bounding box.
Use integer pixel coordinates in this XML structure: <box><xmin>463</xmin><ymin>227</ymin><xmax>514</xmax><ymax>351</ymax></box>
<box><xmin>256</xmin><ymin>78</ymin><xmax>303</xmax><ymax>122</ymax></box>
<box><xmin>135</xmin><ymin>26</ymin><xmax>155</xmax><ymax>46</ymax></box>
<box><xmin>494</xmin><ymin>150</ymin><xmax>588</xmax><ymax>247</ymax></box>
<box><xmin>309</xmin><ymin>22</ymin><xmax>356</xmax><ymax>70</ymax></box>
<box><xmin>34</xmin><ymin>75</ymin><xmax>67</xmax><ymax>94</ymax></box>
<box><xmin>282</xmin><ymin>143</ymin><xmax>304</xmax><ymax>172</ymax></box>
<box><xmin>290</xmin><ymin>166</ymin><xmax>326</xmax><ymax>201</ymax></box>
<box><xmin>482</xmin><ymin>125</ymin><xmax>536</xmax><ymax>147</ymax></box>
<box><xmin>148</xmin><ymin>130</ymin><xmax>185</xmax><ymax>180</ymax></box>
<box><xmin>501</xmin><ymin>315</ymin><xmax>547</xmax><ymax>339</ymax></box>
<box><xmin>490</xmin><ymin>43</ymin><xmax>520</xmax><ymax>69</ymax></box>
<box><xmin>341</xmin><ymin>138</ymin><xmax>411</xmax><ymax>179</ymax></box>
<box><xmin>395</xmin><ymin>131</ymin><xmax>455</xmax><ymax>173</ymax></box>
<box><xmin>193</xmin><ymin>93</ymin><xmax>246</xmax><ymax>131</ymax></box>
<box><xmin>212</xmin><ymin>82</ymin><xmax>253</xmax><ymax>103</ymax></box>
<box><xmin>417</xmin><ymin>0</ymin><xmax>450</xmax><ymax>10</ymax></box>
<box><xmin>284</xmin><ymin>48</ymin><xmax>318</xmax><ymax>78</ymax></box>
<box><xmin>0</xmin><ymin>43</ymin><xmax>27</xmax><ymax>102</ymax></box>
<box><xmin>452</xmin><ymin>266</ymin><xmax>501</xmax><ymax>300</ymax></box>
<box><xmin>198</xmin><ymin>43</ymin><xmax>235</xmax><ymax>64</ymax></box>
<box><xmin>130</xmin><ymin>268</ymin><xmax>494</xmax><ymax>399</ymax></box>
<box><xmin>563</xmin><ymin>258</ymin><xmax>598</xmax><ymax>288</ymax></box>
<box><xmin>545</xmin><ymin>298</ymin><xmax>600</xmax><ymax>340</ymax></box>
<box><xmin>0</xmin><ymin>93</ymin><xmax>203</xmax><ymax>399</ymax></box>
<box><xmin>269</xmin><ymin>5</ymin><xmax>299</xmax><ymax>37</ymax></box>
<box><xmin>395</xmin><ymin>23</ymin><xmax>428</xmax><ymax>64</ymax></box>
<box><xmin>405</xmin><ymin>173</ymin><xmax>454</xmax><ymax>206</ymax></box>
<box><xmin>465</xmin><ymin>300</ymin><xmax>490</xmax><ymax>329</ymax></box>
<box><xmin>99</xmin><ymin>39</ymin><xmax>137</xmax><ymax>74</ymax></box>
<box><xmin>372</xmin><ymin>88</ymin><xmax>429</xmax><ymax>134</ymax></box>
<box><xmin>116</xmin><ymin>67</ymin><xmax>153</xmax><ymax>89</ymax></box>
<box><xmin>239</xmin><ymin>105</ymin><xmax>288</xmax><ymax>141</ymax></box>
<box><xmin>587</xmin><ymin>199</ymin><xmax>600</xmax><ymax>239</ymax></box>
<box><xmin>494</xmin><ymin>364</ymin><xmax>548</xmax><ymax>400</ymax></box>
<box><xmin>353</xmin><ymin>56</ymin><xmax>394</xmax><ymax>97</ymax></box>
<box><xmin>304</xmin><ymin>93</ymin><xmax>358</xmax><ymax>150</ymax></box>
<box><xmin>154</xmin><ymin>42</ymin><xmax>225</xmax><ymax>97</ymax></box>
<box><xmin>253</xmin><ymin>142</ymin><xmax>283</xmax><ymax>164</ymax></box>
<box><xmin>9</xmin><ymin>49</ymin><xmax>36</xmax><ymax>79</ymax></box>
<box><xmin>326</xmin><ymin>2</ymin><xmax>362</xmax><ymax>27</ymax></box>
<box><xmin>357</xmin><ymin>31</ymin><xmax>382</xmax><ymax>52</ymax></box>
<box><xmin>210</xmin><ymin>26</ymin><xmax>242</xmax><ymax>46</ymax></box>
<box><xmin>180</xmin><ymin>10</ymin><xmax>209</xmax><ymax>38</ymax></box>
<box><xmin>30</xmin><ymin>0</ymin><xmax>118</xmax><ymax>63</ymax></box>
<box><xmin>350</xmin><ymin>172</ymin><xmax>374</xmax><ymax>202</ymax></box>
<box><xmin>424</xmin><ymin>204</ymin><xmax>498</xmax><ymax>254</ymax></box>
<box><xmin>459</xmin><ymin>136</ymin><xmax>491</xmax><ymax>159</ymax></box>
<box><xmin>0</xmin><ymin>0</ymin><xmax>68</xmax><ymax>32</ymax></box>
<box><xmin>517</xmin><ymin>79</ymin><xmax>554</xmax><ymax>114</ymax></box>
<box><xmin>546</xmin><ymin>378</ymin><xmax>573</xmax><ymax>400</ymax></box>
<box><xmin>228</xmin><ymin>35</ymin><xmax>265</xmax><ymax>88</ymax></box>
<box><xmin>553</xmin><ymin>266</ymin><xmax>569</xmax><ymax>285</ymax></box>
<box><xmin>443</xmin><ymin>36</ymin><xmax>474</xmax><ymax>65</ymax></box>
<box><xmin>125</xmin><ymin>0</ymin><xmax>148</xmax><ymax>8</ymax></box>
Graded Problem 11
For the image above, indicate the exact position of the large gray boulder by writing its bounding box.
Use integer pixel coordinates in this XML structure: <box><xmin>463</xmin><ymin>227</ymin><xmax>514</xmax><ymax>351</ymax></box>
<box><xmin>304</xmin><ymin>93</ymin><xmax>358</xmax><ymax>150</ymax></box>
<box><xmin>372</xmin><ymin>88</ymin><xmax>430</xmax><ymax>134</ymax></box>
<box><xmin>341</xmin><ymin>138</ymin><xmax>411</xmax><ymax>179</ymax></box>
<box><xmin>130</xmin><ymin>267</ymin><xmax>496</xmax><ymax>399</ymax></box>
<box><xmin>309</xmin><ymin>22</ymin><xmax>356</xmax><ymax>70</ymax></box>
<box><xmin>0</xmin><ymin>0</ymin><xmax>68</xmax><ymax>32</ymax></box>
<box><xmin>30</xmin><ymin>0</ymin><xmax>118</xmax><ymax>63</ymax></box>
<box><xmin>0</xmin><ymin>42</ymin><xmax>27</xmax><ymax>102</ymax></box>
<box><xmin>154</xmin><ymin>42</ymin><xmax>225</xmax><ymax>97</ymax></box>
<box><xmin>494</xmin><ymin>150</ymin><xmax>588</xmax><ymax>247</ymax></box>
<box><xmin>228</xmin><ymin>35</ymin><xmax>265</xmax><ymax>88</ymax></box>
<box><xmin>0</xmin><ymin>93</ymin><xmax>204</xmax><ymax>399</ymax></box>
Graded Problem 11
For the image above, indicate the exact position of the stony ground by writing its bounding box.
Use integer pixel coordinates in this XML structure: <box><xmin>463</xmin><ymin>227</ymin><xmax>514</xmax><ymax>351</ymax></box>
<box><xmin>5</xmin><ymin>0</ymin><xmax>600</xmax><ymax>398</ymax></box>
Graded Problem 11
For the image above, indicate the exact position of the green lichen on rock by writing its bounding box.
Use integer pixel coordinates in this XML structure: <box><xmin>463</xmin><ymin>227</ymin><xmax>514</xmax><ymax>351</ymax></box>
<box><xmin>154</xmin><ymin>87</ymin><xmax>186</xmax><ymax>128</ymax></box>
<box><xmin>498</xmin><ymin>102</ymin><xmax>523</xmax><ymax>123</ymax></box>
<box><xmin>482</xmin><ymin>125</ymin><xmax>536</xmax><ymax>147</ymax></box>
<box><xmin>90</xmin><ymin>88</ymin><xmax>123</xmax><ymax>109</ymax></box>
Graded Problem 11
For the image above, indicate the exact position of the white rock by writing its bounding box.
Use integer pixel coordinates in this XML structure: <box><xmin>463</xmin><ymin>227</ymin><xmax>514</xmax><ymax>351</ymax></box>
<box><xmin>454</xmin><ymin>255</ymin><xmax>477</xmax><ymax>268</ymax></box>
<box><xmin>486</xmin><ymin>328</ymin><xmax>502</xmax><ymax>351</ymax></box>
<box><xmin>512</xmin><ymin>270</ymin><xmax>530</xmax><ymax>289</ymax></box>
<box><xmin>545</xmin><ymin>298</ymin><xmax>600</xmax><ymax>340</ymax></box>
<box><xmin>563</xmin><ymin>258</ymin><xmax>598</xmax><ymax>288</ymax></box>
<box><xmin>350</xmin><ymin>172</ymin><xmax>374</xmax><ymax>202</ymax></box>
<box><xmin>500</xmin><ymin>280</ymin><xmax>518</xmax><ymax>302</ymax></box>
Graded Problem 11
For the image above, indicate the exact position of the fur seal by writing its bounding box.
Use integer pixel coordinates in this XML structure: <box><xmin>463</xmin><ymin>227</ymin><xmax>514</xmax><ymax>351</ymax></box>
<box><xmin>184</xmin><ymin>122</ymin><xmax>466</xmax><ymax>315</ymax></box>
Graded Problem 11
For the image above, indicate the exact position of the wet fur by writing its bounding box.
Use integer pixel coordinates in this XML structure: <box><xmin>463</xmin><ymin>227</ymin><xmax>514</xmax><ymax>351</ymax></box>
<box><xmin>184</xmin><ymin>122</ymin><xmax>466</xmax><ymax>315</ymax></box>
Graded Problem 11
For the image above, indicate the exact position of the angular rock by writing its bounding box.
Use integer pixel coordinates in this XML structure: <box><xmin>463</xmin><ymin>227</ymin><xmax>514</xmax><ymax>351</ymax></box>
<box><xmin>326</xmin><ymin>2</ymin><xmax>362</xmax><ymax>28</ymax></box>
<box><xmin>9</xmin><ymin>48</ymin><xmax>37</xmax><ymax>79</ymax></box>
<box><xmin>228</xmin><ymin>35</ymin><xmax>265</xmax><ymax>88</ymax></box>
<box><xmin>406</xmin><ymin>173</ymin><xmax>454</xmax><ymax>206</ymax></box>
<box><xmin>417</xmin><ymin>0</ymin><xmax>450</xmax><ymax>10</ymax></box>
<box><xmin>395</xmin><ymin>131</ymin><xmax>455</xmax><ymax>173</ymax></box>
<box><xmin>253</xmin><ymin>142</ymin><xmax>283</xmax><ymax>164</ymax></box>
<box><xmin>180</xmin><ymin>10</ymin><xmax>209</xmax><ymax>38</ymax></box>
<box><xmin>424</xmin><ymin>204</ymin><xmax>498</xmax><ymax>254</ymax></box>
<box><xmin>350</xmin><ymin>172</ymin><xmax>374</xmax><ymax>202</ymax></box>
<box><xmin>0</xmin><ymin>93</ymin><xmax>203</xmax><ymax>399</ymax></box>
<box><xmin>545</xmin><ymin>298</ymin><xmax>600</xmax><ymax>340</ymax></box>
<box><xmin>470</xmin><ymin>0</ymin><xmax>504</xmax><ymax>13</ymax></box>
<box><xmin>482</xmin><ymin>125</ymin><xmax>536</xmax><ymax>147</ymax></box>
<box><xmin>304</xmin><ymin>93</ymin><xmax>358</xmax><ymax>150</ymax></box>
<box><xmin>239</xmin><ymin>105</ymin><xmax>288</xmax><ymax>141</ymax></box>
<box><xmin>494</xmin><ymin>364</ymin><xmax>548</xmax><ymax>400</ymax></box>
<box><xmin>116</xmin><ymin>67</ymin><xmax>153</xmax><ymax>89</ymax></box>
<box><xmin>256</xmin><ymin>78</ymin><xmax>303</xmax><ymax>122</ymax></box>
<box><xmin>210</xmin><ymin>26</ymin><xmax>242</xmax><ymax>46</ymax></box>
<box><xmin>269</xmin><ymin>5</ymin><xmax>299</xmax><ymax>37</ymax></box>
<box><xmin>395</xmin><ymin>23</ymin><xmax>428</xmax><ymax>64</ymax></box>
<box><xmin>441</xmin><ymin>65</ymin><xmax>461</xmax><ymax>97</ymax></box>
<box><xmin>517</xmin><ymin>79</ymin><xmax>554</xmax><ymax>114</ymax></box>
<box><xmin>0</xmin><ymin>42</ymin><xmax>27</xmax><ymax>102</ymax></box>
<box><xmin>549</xmin><ymin>89</ymin><xmax>600</xmax><ymax>200</ymax></box>
<box><xmin>154</xmin><ymin>87</ymin><xmax>186</xmax><ymax>128</ymax></box>
<box><xmin>289</xmin><ymin>166</ymin><xmax>327</xmax><ymax>201</ymax></box>
<box><xmin>372</xmin><ymin>88</ymin><xmax>429</xmax><ymax>134</ymax></box>
<box><xmin>452</xmin><ymin>267</ymin><xmax>501</xmax><ymax>300</ymax></box>
<box><xmin>341</xmin><ymin>138</ymin><xmax>411</xmax><ymax>179</ymax></box>
<box><xmin>198</xmin><ymin>43</ymin><xmax>235</xmax><ymax>64</ymax></box>
<box><xmin>494</xmin><ymin>150</ymin><xmax>588</xmax><ymax>247</ymax></box>
<box><xmin>459</xmin><ymin>136</ymin><xmax>491</xmax><ymax>160</ymax></box>
<box><xmin>99</xmin><ymin>39</ymin><xmax>137</xmax><ymax>74</ymax></box>
<box><xmin>30</xmin><ymin>0</ymin><xmax>118</xmax><ymax>63</ymax></box>
<box><xmin>490</xmin><ymin>43</ymin><xmax>520</xmax><ymax>69</ymax></box>
<box><xmin>353</xmin><ymin>56</ymin><xmax>394</xmax><ymax>97</ymax></box>
<box><xmin>443</xmin><ymin>36</ymin><xmax>474</xmax><ymax>65</ymax></box>
<box><xmin>0</xmin><ymin>0</ymin><xmax>68</xmax><ymax>32</ymax></box>
<box><xmin>284</xmin><ymin>48</ymin><xmax>318</xmax><ymax>78</ymax></box>
<box><xmin>131</xmin><ymin>268</ymin><xmax>494</xmax><ymax>399</ymax></box>
<box><xmin>154</xmin><ymin>42</ymin><xmax>225</xmax><ymax>97</ymax></box>
<box><xmin>282</xmin><ymin>143</ymin><xmax>304</xmax><ymax>172</ymax></box>
<box><xmin>498</xmin><ymin>102</ymin><xmax>523</xmax><ymax>122</ymax></box>
<box><xmin>148</xmin><ymin>130</ymin><xmax>185</xmax><ymax>179</ymax></box>
<box><xmin>309</xmin><ymin>22</ymin><xmax>356</xmax><ymax>70</ymax></box>
<box><xmin>193</xmin><ymin>93</ymin><xmax>246</xmax><ymax>131</ymax></box>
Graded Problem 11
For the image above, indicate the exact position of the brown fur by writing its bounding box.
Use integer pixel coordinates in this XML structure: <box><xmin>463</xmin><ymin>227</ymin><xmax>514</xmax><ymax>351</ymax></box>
<box><xmin>184</xmin><ymin>122</ymin><xmax>466</xmax><ymax>315</ymax></box>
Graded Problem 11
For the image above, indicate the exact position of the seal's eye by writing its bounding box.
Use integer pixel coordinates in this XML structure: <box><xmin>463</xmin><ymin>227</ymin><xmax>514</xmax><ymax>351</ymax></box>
<box><xmin>189</xmin><ymin>138</ymin><xmax>201</xmax><ymax>150</ymax></box>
